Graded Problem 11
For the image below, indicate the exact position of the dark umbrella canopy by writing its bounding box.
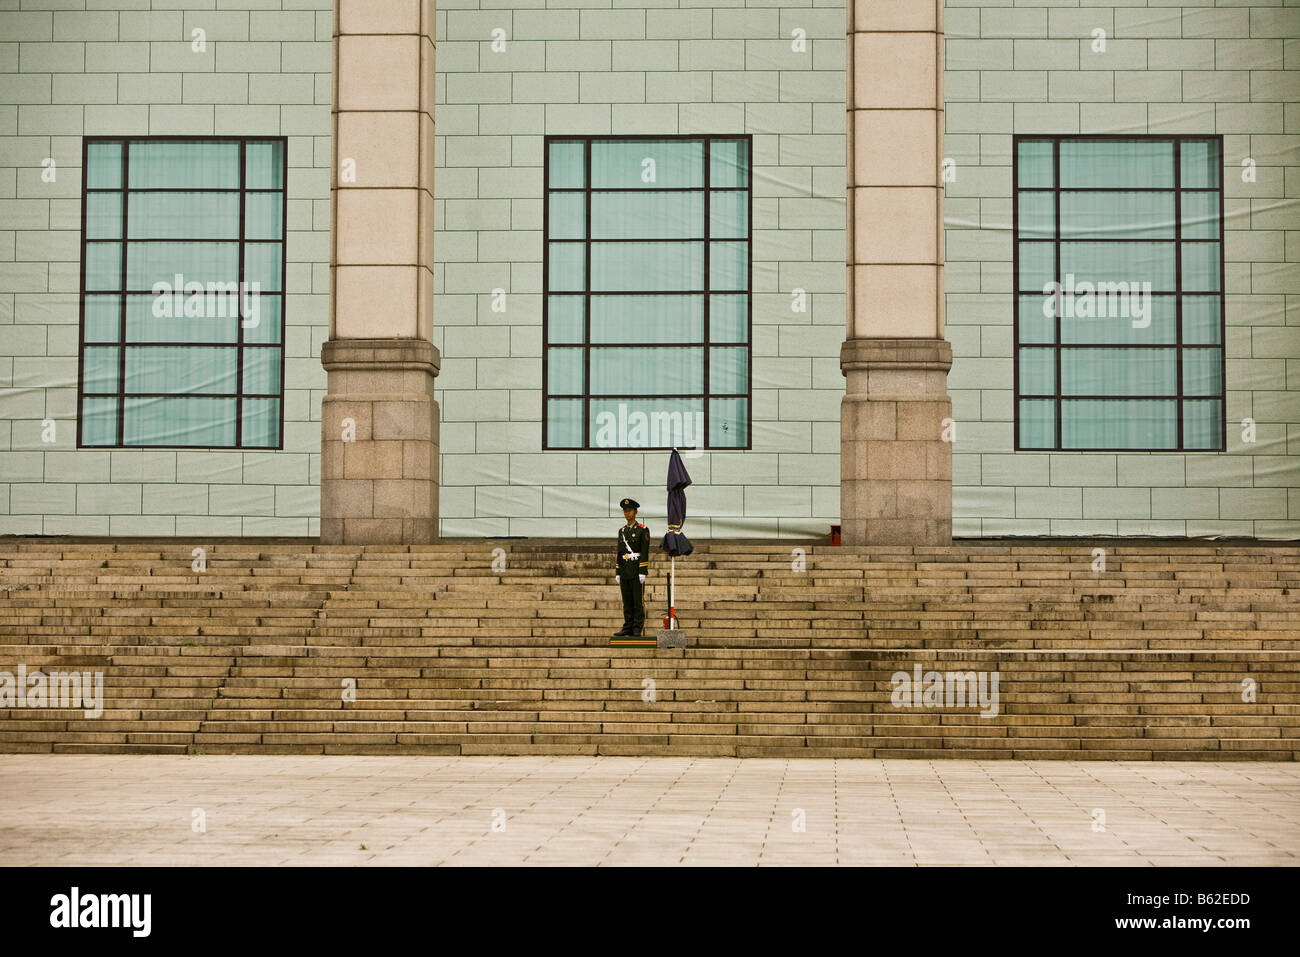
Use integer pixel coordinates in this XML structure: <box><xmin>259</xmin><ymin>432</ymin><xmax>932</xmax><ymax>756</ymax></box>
<box><xmin>661</xmin><ymin>448</ymin><xmax>693</xmax><ymax>556</ymax></box>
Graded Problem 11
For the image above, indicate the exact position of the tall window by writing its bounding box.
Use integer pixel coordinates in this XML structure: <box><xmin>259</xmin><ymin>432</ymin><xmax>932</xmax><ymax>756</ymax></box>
<box><xmin>1013</xmin><ymin>136</ymin><xmax>1225</xmax><ymax>451</ymax></box>
<box><xmin>78</xmin><ymin>137</ymin><xmax>287</xmax><ymax>449</ymax></box>
<box><xmin>543</xmin><ymin>135</ymin><xmax>752</xmax><ymax>450</ymax></box>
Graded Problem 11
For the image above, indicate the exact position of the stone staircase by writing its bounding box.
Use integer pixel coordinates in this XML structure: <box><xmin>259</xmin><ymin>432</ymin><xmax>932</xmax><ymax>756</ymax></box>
<box><xmin>0</xmin><ymin>539</ymin><xmax>1297</xmax><ymax>759</ymax></box>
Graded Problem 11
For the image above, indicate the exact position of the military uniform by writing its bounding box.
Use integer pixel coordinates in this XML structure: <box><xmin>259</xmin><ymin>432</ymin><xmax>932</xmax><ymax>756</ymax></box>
<box><xmin>612</xmin><ymin>497</ymin><xmax>650</xmax><ymax>639</ymax></box>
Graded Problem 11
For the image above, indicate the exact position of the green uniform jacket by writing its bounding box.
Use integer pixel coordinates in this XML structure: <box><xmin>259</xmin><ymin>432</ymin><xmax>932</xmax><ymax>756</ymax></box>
<box><xmin>615</xmin><ymin>522</ymin><xmax>651</xmax><ymax>579</ymax></box>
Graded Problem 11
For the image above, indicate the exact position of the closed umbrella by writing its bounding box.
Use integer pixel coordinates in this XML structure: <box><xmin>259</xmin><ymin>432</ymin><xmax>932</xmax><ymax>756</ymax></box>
<box><xmin>661</xmin><ymin>448</ymin><xmax>693</xmax><ymax>629</ymax></box>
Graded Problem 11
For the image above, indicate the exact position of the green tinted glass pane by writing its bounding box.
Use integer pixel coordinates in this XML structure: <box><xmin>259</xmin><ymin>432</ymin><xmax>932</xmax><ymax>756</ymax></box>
<box><xmin>128</xmin><ymin>193</ymin><xmax>240</xmax><ymax>240</ymax></box>
<box><xmin>1182</xmin><ymin>296</ymin><xmax>1221</xmax><ymax>345</ymax></box>
<box><xmin>82</xmin><ymin>346</ymin><xmax>119</xmax><ymax>394</ymax></box>
<box><xmin>84</xmin><ymin>296</ymin><xmax>120</xmax><ymax>343</ymax></box>
<box><xmin>1017</xmin><ymin>193</ymin><xmax>1054</xmax><ymax>239</ymax></box>
<box><xmin>547</xmin><ymin>398</ymin><xmax>584</xmax><ymax>448</ymax></box>
<box><xmin>709</xmin><ymin>241</ymin><xmax>747</xmax><ymax>291</ymax></box>
<box><xmin>127</xmin><ymin>242</ymin><xmax>239</xmax><ymax>289</ymax></box>
<box><xmin>245</xmin><ymin>141</ymin><xmax>284</xmax><ymax>189</ymax></box>
<box><xmin>1182</xmin><ymin>399</ymin><xmax>1221</xmax><ymax>450</ymax></box>
<box><xmin>126</xmin><ymin>292</ymin><xmax>240</xmax><ymax>343</ymax></box>
<box><xmin>592</xmin><ymin>191</ymin><xmax>701</xmax><ymax>239</ymax></box>
<box><xmin>243</xmin><ymin>295</ymin><xmax>281</xmax><ymax>344</ymax></box>
<box><xmin>1017</xmin><ymin>140</ymin><xmax>1054</xmax><ymax>188</ymax></box>
<box><xmin>1060</xmin><ymin>191</ymin><xmax>1174</xmax><ymax>240</ymax></box>
<box><xmin>1061</xmin><ymin>398</ymin><xmax>1177</xmax><ymax>449</ymax></box>
<box><xmin>592</xmin><ymin>242</ymin><xmax>702</xmax><ymax>292</ymax></box>
<box><xmin>1018</xmin><ymin>347</ymin><xmax>1055</xmax><ymax>396</ymax></box>
<box><xmin>548</xmin><ymin>141</ymin><xmax>585</xmax><ymax>189</ymax></box>
<box><xmin>709</xmin><ymin>397</ymin><xmax>747</xmax><ymax>447</ymax></box>
<box><xmin>709</xmin><ymin>346</ymin><xmax>747</xmax><ymax>395</ymax></box>
<box><xmin>1179</xmin><ymin>140</ymin><xmax>1219</xmax><ymax>189</ymax></box>
<box><xmin>1180</xmin><ymin>192</ymin><xmax>1218</xmax><ymax>240</ymax></box>
<box><xmin>129</xmin><ymin>141</ymin><xmax>240</xmax><ymax>189</ymax></box>
<box><xmin>709</xmin><ymin>190</ymin><xmax>747</xmax><ymax>240</ymax></box>
<box><xmin>1181</xmin><ymin>243</ymin><xmax>1220</xmax><ymax>292</ymax></box>
<box><xmin>710</xmin><ymin>295</ymin><xmax>747</xmax><ymax>343</ymax></box>
<box><xmin>243</xmin><ymin>346</ymin><xmax>281</xmax><ymax>395</ymax></box>
<box><xmin>85</xmin><ymin>243</ymin><xmax>121</xmax><ymax>290</ymax></box>
<box><xmin>589</xmin><ymin>398</ymin><xmax>704</xmax><ymax>449</ymax></box>
<box><xmin>1018</xmin><ymin>242</ymin><xmax>1054</xmax><ymax>291</ymax></box>
<box><xmin>125</xmin><ymin>346</ymin><xmax>239</xmax><ymax>395</ymax></box>
<box><xmin>123</xmin><ymin>396</ymin><xmax>236</xmax><ymax>446</ymax></box>
<box><xmin>1018</xmin><ymin>295</ymin><xmax>1056</xmax><ymax>344</ymax></box>
<box><xmin>548</xmin><ymin>192</ymin><xmax>585</xmax><ymax>239</ymax></box>
<box><xmin>1060</xmin><ymin>139</ymin><xmax>1173</xmax><ymax>189</ymax></box>
<box><xmin>592</xmin><ymin>140</ymin><xmax>703</xmax><ymax>189</ymax></box>
<box><xmin>1062</xmin><ymin>347</ymin><xmax>1175</xmax><ymax>396</ymax></box>
<box><xmin>1060</xmin><ymin>294</ymin><xmax>1175</xmax><ymax>345</ymax></box>
<box><xmin>81</xmin><ymin>396</ymin><xmax>118</xmax><ymax>446</ymax></box>
<box><xmin>1060</xmin><ymin>242</ymin><xmax>1176</xmax><ymax>291</ymax></box>
<box><xmin>245</xmin><ymin>192</ymin><xmax>283</xmax><ymax>240</ymax></box>
<box><xmin>590</xmin><ymin>346</ymin><xmax>703</xmax><ymax>395</ymax></box>
<box><xmin>1018</xmin><ymin>399</ymin><xmax>1056</xmax><ymax>448</ymax></box>
<box><xmin>240</xmin><ymin>397</ymin><xmax>279</xmax><ymax>447</ymax></box>
<box><xmin>710</xmin><ymin>139</ymin><xmax>748</xmax><ymax>188</ymax></box>
<box><xmin>549</xmin><ymin>243</ymin><xmax>585</xmax><ymax>291</ymax></box>
<box><xmin>548</xmin><ymin>296</ymin><xmax>585</xmax><ymax>344</ymax></box>
<box><xmin>1183</xmin><ymin>348</ymin><xmax>1221</xmax><ymax>397</ymax></box>
<box><xmin>245</xmin><ymin>243</ymin><xmax>282</xmax><ymax>292</ymax></box>
<box><xmin>85</xmin><ymin>193</ymin><xmax>122</xmax><ymax>239</ymax></box>
<box><xmin>547</xmin><ymin>347</ymin><xmax>584</xmax><ymax>395</ymax></box>
<box><xmin>590</xmin><ymin>295</ymin><xmax>703</xmax><ymax>344</ymax></box>
<box><xmin>85</xmin><ymin>141</ymin><xmax>122</xmax><ymax>189</ymax></box>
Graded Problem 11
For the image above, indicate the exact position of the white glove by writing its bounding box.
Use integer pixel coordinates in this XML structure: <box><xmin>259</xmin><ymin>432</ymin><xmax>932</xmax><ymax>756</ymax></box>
<box><xmin>638</xmin><ymin>575</ymin><xmax>646</xmax><ymax>584</ymax></box>
<box><xmin>614</xmin><ymin>574</ymin><xmax>619</xmax><ymax>583</ymax></box>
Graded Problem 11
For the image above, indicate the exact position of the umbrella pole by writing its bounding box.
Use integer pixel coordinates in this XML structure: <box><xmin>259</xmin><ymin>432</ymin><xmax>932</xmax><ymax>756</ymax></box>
<box><xmin>670</xmin><ymin>555</ymin><xmax>675</xmax><ymax>629</ymax></box>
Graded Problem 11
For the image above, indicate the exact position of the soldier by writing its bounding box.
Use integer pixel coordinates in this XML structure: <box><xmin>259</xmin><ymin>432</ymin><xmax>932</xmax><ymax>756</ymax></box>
<box><xmin>612</xmin><ymin>497</ymin><xmax>650</xmax><ymax>639</ymax></box>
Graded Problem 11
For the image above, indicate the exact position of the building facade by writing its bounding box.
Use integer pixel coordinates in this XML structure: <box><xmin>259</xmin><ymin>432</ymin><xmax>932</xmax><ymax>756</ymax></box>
<box><xmin>0</xmin><ymin>0</ymin><xmax>1296</xmax><ymax>540</ymax></box>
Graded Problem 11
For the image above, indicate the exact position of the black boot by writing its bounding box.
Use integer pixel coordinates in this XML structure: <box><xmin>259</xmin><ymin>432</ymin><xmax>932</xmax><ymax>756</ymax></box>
<box><xmin>611</xmin><ymin>626</ymin><xmax>631</xmax><ymax>638</ymax></box>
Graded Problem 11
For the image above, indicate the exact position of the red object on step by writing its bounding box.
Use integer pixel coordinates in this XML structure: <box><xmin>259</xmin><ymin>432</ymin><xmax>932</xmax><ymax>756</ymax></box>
<box><xmin>830</xmin><ymin>524</ymin><xmax>841</xmax><ymax>546</ymax></box>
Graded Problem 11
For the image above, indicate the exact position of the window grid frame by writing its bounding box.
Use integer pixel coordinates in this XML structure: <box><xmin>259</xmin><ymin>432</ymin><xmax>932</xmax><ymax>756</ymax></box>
<box><xmin>1011</xmin><ymin>134</ymin><xmax>1227</xmax><ymax>453</ymax></box>
<box><xmin>542</xmin><ymin>133</ymin><xmax>754</xmax><ymax>451</ymax></box>
<box><xmin>76</xmin><ymin>134</ymin><xmax>289</xmax><ymax>451</ymax></box>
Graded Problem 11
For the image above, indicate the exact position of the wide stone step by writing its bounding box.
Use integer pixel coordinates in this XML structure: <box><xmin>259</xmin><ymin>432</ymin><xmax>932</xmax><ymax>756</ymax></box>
<box><xmin>2</xmin><ymin>538</ymin><xmax>1296</xmax><ymax>759</ymax></box>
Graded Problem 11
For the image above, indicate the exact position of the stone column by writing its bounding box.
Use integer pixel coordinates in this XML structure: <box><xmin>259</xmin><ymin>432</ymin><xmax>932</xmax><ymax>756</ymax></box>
<box><xmin>842</xmin><ymin>0</ymin><xmax>952</xmax><ymax>546</ymax></box>
<box><xmin>321</xmin><ymin>0</ymin><xmax>439</xmax><ymax>544</ymax></box>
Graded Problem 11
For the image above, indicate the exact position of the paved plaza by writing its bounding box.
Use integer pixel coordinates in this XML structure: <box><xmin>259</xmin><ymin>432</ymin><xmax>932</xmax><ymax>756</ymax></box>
<box><xmin>0</xmin><ymin>757</ymin><xmax>1296</xmax><ymax>866</ymax></box>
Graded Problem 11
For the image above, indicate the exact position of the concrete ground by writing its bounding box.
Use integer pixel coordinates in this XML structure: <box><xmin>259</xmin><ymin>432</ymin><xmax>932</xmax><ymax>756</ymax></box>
<box><xmin>0</xmin><ymin>756</ymin><xmax>1296</xmax><ymax>866</ymax></box>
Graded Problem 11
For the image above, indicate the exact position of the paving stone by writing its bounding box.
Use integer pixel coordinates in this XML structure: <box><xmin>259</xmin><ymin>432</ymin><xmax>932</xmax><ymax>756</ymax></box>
<box><xmin>0</xmin><ymin>754</ymin><xmax>1296</xmax><ymax>866</ymax></box>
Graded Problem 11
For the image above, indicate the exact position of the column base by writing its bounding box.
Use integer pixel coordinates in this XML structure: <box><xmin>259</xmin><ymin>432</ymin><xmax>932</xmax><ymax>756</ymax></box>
<box><xmin>320</xmin><ymin>338</ymin><xmax>440</xmax><ymax>545</ymax></box>
<box><xmin>840</xmin><ymin>338</ymin><xmax>953</xmax><ymax>546</ymax></box>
